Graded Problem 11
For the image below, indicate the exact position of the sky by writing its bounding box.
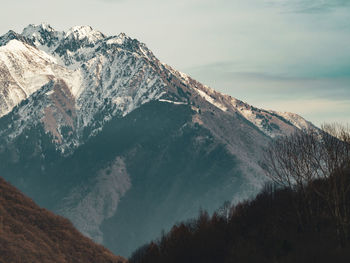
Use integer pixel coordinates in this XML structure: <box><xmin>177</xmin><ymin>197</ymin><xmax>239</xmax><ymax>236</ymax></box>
<box><xmin>1</xmin><ymin>0</ymin><xmax>349</xmax><ymax>126</ymax></box>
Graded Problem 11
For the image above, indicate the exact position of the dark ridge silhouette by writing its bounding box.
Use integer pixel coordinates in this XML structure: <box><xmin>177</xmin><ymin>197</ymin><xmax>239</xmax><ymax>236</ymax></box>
<box><xmin>129</xmin><ymin>178</ymin><xmax>350</xmax><ymax>263</ymax></box>
<box><xmin>0</xmin><ymin>177</ymin><xmax>126</xmax><ymax>263</ymax></box>
<box><xmin>129</xmin><ymin>124</ymin><xmax>350</xmax><ymax>263</ymax></box>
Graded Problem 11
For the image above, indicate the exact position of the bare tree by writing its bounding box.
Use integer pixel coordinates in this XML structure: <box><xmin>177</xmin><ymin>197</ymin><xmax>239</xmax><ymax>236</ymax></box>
<box><xmin>319</xmin><ymin>124</ymin><xmax>350</xmax><ymax>244</ymax></box>
<box><xmin>262</xmin><ymin>123</ymin><xmax>350</xmax><ymax>245</ymax></box>
<box><xmin>263</xmin><ymin>128</ymin><xmax>321</xmax><ymax>190</ymax></box>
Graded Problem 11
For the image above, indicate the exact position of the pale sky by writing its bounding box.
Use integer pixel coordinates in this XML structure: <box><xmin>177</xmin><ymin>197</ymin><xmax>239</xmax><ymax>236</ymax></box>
<box><xmin>1</xmin><ymin>0</ymin><xmax>349</xmax><ymax>126</ymax></box>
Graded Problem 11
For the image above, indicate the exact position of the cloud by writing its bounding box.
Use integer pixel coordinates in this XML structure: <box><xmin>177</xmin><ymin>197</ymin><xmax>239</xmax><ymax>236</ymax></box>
<box><xmin>268</xmin><ymin>0</ymin><xmax>350</xmax><ymax>13</ymax></box>
<box><xmin>97</xmin><ymin>0</ymin><xmax>125</xmax><ymax>2</ymax></box>
<box><xmin>260</xmin><ymin>98</ymin><xmax>350</xmax><ymax>114</ymax></box>
<box><xmin>187</xmin><ymin>61</ymin><xmax>350</xmax><ymax>98</ymax></box>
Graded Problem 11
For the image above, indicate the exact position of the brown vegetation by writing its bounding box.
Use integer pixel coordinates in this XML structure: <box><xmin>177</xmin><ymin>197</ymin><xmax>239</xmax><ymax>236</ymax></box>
<box><xmin>0</xmin><ymin>177</ymin><xmax>126</xmax><ymax>263</ymax></box>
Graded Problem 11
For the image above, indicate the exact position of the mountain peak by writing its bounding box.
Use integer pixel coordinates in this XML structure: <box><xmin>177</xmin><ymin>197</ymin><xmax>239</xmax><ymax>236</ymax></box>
<box><xmin>22</xmin><ymin>23</ymin><xmax>56</xmax><ymax>38</ymax></box>
<box><xmin>22</xmin><ymin>23</ymin><xmax>61</xmax><ymax>47</ymax></box>
<box><xmin>0</xmin><ymin>30</ymin><xmax>33</xmax><ymax>47</ymax></box>
<box><xmin>23</xmin><ymin>22</ymin><xmax>54</xmax><ymax>31</ymax></box>
<box><xmin>21</xmin><ymin>24</ymin><xmax>105</xmax><ymax>48</ymax></box>
<box><xmin>65</xmin><ymin>25</ymin><xmax>105</xmax><ymax>42</ymax></box>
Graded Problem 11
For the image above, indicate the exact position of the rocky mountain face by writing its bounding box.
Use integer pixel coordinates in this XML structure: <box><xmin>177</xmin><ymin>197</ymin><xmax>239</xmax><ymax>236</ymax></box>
<box><xmin>0</xmin><ymin>177</ymin><xmax>125</xmax><ymax>263</ymax></box>
<box><xmin>0</xmin><ymin>24</ymin><xmax>314</xmax><ymax>257</ymax></box>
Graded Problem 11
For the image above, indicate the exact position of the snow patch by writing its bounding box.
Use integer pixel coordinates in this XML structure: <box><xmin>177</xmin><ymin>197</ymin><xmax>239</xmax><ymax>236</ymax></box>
<box><xmin>0</xmin><ymin>39</ymin><xmax>84</xmax><ymax>117</ymax></box>
<box><xmin>273</xmin><ymin>111</ymin><xmax>312</xmax><ymax>130</ymax></box>
<box><xmin>65</xmin><ymin>26</ymin><xmax>105</xmax><ymax>43</ymax></box>
<box><xmin>106</xmin><ymin>36</ymin><xmax>125</xmax><ymax>45</ymax></box>
<box><xmin>158</xmin><ymin>99</ymin><xmax>187</xmax><ymax>105</ymax></box>
<box><xmin>195</xmin><ymin>88</ymin><xmax>228</xmax><ymax>112</ymax></box>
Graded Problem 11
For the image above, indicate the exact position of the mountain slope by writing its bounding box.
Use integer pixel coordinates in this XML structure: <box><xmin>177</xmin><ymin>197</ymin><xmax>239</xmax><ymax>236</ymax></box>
<box><xmin>0</xmin><ymin>177</ymin><xmax>125</xmax><ymax>263</ymax></box>
<box><xmin>0</xmin><ymin>24</ymin><xmax>315</xmax><ymax>256</ymax></box>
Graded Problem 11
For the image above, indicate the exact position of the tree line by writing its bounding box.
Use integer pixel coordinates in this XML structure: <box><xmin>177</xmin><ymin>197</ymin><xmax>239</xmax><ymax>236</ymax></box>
<box><xmin>129</xmin><ymin>123</ymin><xmax>350</xmax><ymax>263</ymax></box>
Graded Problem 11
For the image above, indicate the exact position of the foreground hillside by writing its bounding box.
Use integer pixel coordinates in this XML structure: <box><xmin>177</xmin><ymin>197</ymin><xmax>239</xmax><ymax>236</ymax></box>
<box><xmin>0</xmin><ymin>177</ymin><xmax>125</xmax><ymax>263</ymax></box>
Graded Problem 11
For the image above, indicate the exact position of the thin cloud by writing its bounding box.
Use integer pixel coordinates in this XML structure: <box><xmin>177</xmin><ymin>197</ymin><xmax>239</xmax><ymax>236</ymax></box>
<box><xmin>267</xmin><ymin>0</ymin><xmax>350</xmax><ymax>13</ymax></box>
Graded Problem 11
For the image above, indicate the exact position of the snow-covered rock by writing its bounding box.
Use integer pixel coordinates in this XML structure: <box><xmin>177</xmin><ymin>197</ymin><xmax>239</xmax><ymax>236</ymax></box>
<box><xmin>0</xmin><ymin>23</ymin><xmax>313</xmax><ymax>151</ymax></box>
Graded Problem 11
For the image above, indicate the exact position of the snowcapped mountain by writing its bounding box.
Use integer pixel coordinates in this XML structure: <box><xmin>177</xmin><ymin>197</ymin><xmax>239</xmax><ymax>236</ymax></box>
<box><xmin>0</xmin><ymin>23</ymin><xmax>312</xmax><ymax>148</ymax></box>
<box><xmin>0</xmin><ymin>23</ymin><xmax>171</xmax><ymax>151</ymax></box>
<box><xmin>0</xmin><ymin>23</ymin><xmax>314</xmax><ymax>257</ymax></box>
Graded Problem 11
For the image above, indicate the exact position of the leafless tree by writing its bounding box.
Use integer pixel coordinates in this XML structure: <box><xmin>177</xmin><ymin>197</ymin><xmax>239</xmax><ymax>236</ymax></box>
<box><xmin>319</xmin><ymin>124</ymin><xmax>350</xmax><ymax>244</ymax></box>
<box><xmin>262</xmin><ymin>123</ymin><xmax>350</xmax><ymax>245</ymax></box>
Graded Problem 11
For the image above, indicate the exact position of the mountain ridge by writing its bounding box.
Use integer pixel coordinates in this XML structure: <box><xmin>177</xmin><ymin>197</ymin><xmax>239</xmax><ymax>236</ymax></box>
<box><xmin>0</xmin><ymin>23</ymin><xmax>313</xmax><ymax>137</ymax></box>
<box><xmin>0</xmin><ymin>23</ymin><xmax>316</xmax><ymax>256</ymax></box>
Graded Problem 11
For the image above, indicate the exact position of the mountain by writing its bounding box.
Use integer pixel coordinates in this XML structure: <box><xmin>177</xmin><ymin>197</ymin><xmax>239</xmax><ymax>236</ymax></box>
<box><xmin>0</xmin><ymin>177</ymin><xmax>125</xmax><ymax>263</ymax></box>
<box><xmin>0</xmin><ymin>23</ymin><xmax>314</xmax><ymax>256</ymax></box>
